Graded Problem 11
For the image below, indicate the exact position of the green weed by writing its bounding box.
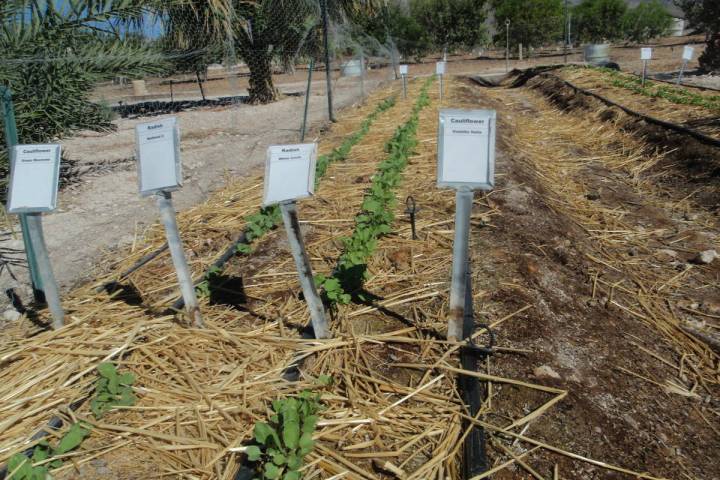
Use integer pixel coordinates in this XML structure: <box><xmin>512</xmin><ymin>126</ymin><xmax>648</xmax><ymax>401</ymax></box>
<box><xmin>90</xmin><ymin>362</ymin><xmax>136</xmax><ymax>418</ymax></box>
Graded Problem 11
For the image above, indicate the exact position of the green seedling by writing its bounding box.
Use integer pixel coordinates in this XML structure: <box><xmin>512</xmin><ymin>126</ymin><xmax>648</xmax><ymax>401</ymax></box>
<box><xmin>317</xmin><ymin>79</ymin><xmax>434</xmax><ymax>306</ymax></box>
<box><xmin>195</xmin><ymin>265</ymin><xmax>223</xmax><ymax>298</ymax></box>
<box><xmin>90</xmin><ymin>362</ymin><xmax>136</xmax><ymax>419</ymax></box>
<box><xmin>246</xmin><ymin>390</ymin><xmax>324</xmax><ymax>480</ymax></box>
<box><xmin>7</xmin><ymin>422</ymin><xmax>91</xmax><ymax>480</ymax></box>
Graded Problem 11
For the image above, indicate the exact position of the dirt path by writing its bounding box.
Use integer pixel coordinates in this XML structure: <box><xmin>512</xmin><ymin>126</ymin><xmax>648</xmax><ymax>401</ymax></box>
<box><xmin>448</xmin><ymin>78</ymin><xmax>719</xmax><ymax>478</ymax></box>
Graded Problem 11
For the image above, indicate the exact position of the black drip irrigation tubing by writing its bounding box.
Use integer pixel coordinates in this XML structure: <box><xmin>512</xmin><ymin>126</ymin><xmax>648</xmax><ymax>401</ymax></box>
<box><xmin>539</xmin><ymin>72</ymin><xmax>720</xmax><ymax>149</ymax></box>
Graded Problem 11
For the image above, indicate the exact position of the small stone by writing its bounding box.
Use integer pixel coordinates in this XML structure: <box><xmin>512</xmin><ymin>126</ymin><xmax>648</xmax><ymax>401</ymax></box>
<box><xmin>533</xmin><ymin>365</ymin><xmax>561</xmax><ymax>380</ymax></box>
<box><xmin>655</xmin><ymin>249</ymin><xmax>678</xmax><ymax>262</ymax></box>
<box><xmin>690</xmin><ymin>249</ymin><xmax>718</xmax><ymax>265</ymax></box>
<box><xmin>3</xmin><ymin>309</ymin><xmax>21</xmax><ymax>321</ymax></box>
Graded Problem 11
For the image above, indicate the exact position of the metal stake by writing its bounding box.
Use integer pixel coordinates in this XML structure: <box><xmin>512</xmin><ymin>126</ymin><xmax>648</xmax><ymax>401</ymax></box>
<box><xmin>402</xmin><ymin>74</ymin><xmax>407</xmax><ymax>99</ymax></box>
<box><xmin>1</xmin><ymin>86</ymin><xmax>44</xmax><ymax>302</ymax></box>
<box><xmin>439</xmin><ymin>74</ymin><xmax>444</xmax><ymax>102</ymax></box>
<box><xmin>25</xmin><ymin>213</ymin><xmax>63</xmax><ymax>328</ymax></box>
<box><xmin>405</xmin><ymin>196</ymin><xmax>418</xmax><ymax>240</ymax></box>
<box><xmin>320</xmin><ymin>0</ymin><xmax>335</xmax><ymax>122</ymax></box>
<box><xmin>505</xmin><ymin>20</ymin><xmax>511</xmax><ymax>73</ymax></box>
<box><xmin>676</xmin><ymin>59</ymin><xmax>687</xmax><ymax>85</ymax></box>
<box><xmin>447</xmin><ymin>188</ymin><xmax>473</xmax><ymax>341</ymax></box>
<box><xmin>359</xmin><ymin>51</ymin><xmax>365</xmax><ymax>101</ymax></box>
<box><xmin>300</xmin><ymin>58</ymin><xmax>314</xmax><ymax>142</ymax></box>
<box><xmin>280</xmin><ymin>201</ymin><xmax>331</xmax><ymax>339</ymax></box>
<box><xmin>641</xmin><ymin>60</ymin><xmax>648</xmax><ymax>87</ymax></box>
<box><xmin>157</xmin><ymin>191</ymin><xmax>203</xmax><ymax>327</ymax></box>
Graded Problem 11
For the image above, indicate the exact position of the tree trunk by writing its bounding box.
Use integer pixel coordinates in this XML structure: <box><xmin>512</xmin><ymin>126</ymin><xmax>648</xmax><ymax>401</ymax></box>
<box><xmin>699</xmin><ymin>32</ymin><xmax>720</xmax><ymax>74</ymax></box>
<box><xmin>247</xmin><ymin>50</ymin><xmax>278</xmax><ymax>104</ymax></box>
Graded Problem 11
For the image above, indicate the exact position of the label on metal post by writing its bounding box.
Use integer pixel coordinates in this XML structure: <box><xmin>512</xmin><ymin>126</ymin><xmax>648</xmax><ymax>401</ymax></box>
<box><xmin>641</xmin><ymin>48</ymin><xmax>652</xmax><ymax>60</ymax></box>
<box><xmin>437</xmin><ymin>109</ymin><xmax>496</xmax><ymax>190</ymax></box>
<box><xmin>436</xmin><ymin>62</ymin><xmax>446</xmax><ymax>75</ymax></box>
<box><xmin>399</xmin><ymin>65</ymin><xmax>408</xmax><ymax>75</ymax></box>
<box><xmin>263</xmin><ymin>143</ymin><xmax>317</xmax><ymax>206</ymax></box>
<box><xmin>682</xmin><ymin>46</ymin><xmax>694</xmax><ymax>61</ymax></box>
<box><xmin>136</xmin><ymin>117</ymin><xmax>182</xmax><ymax>196</ymax></box>
<box><xmin>7</xmin><ymin>144</ymin><xmax>61</xmax><ymax>213</ymax></box>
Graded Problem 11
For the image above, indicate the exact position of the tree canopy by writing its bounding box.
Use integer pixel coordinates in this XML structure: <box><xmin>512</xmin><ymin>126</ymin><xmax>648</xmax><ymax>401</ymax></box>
<box><xmin>574</xmin><ymin>0</ymin><xmax>628</xmax><ymax>43</ymax></box>
<box><xmin>491</xmin><ymin>0</ymin><xmax>563</xmax><ymax>50</ymax></box>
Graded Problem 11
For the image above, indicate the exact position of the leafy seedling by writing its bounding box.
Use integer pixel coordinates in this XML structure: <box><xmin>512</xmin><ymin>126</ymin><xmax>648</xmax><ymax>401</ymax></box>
<box><xmin>90</xmin><ymin>362</ymin><xmax>136</xmax><ymax>418</ymax></box>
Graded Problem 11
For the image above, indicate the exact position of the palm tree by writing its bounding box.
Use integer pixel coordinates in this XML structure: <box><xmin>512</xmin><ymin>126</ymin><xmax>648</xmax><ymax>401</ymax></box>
<box><xmin>0</xmin><ymin>0</ymin><xmax>168</xmax><ymax>184</ymax></box>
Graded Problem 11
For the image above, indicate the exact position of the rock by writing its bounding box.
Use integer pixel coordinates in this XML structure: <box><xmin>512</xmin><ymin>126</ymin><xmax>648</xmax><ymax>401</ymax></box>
<box><xmin>690</xmin><ymin>249</ymin><xmax>718</xmax><ymax>265</ymax></box>
<box><xmin>654</xmin><ymin>249</ymin><xmax>678</xmax><ymax>262</ymax></box>
<box><xmin>533</xmin><ymin>365</ymin><xmax>561</xmax><ymax>380</ymax></box>
<box><xmin>3</xmin><ymin>309</ymin><xmax>21</xmax><ymax>321</ymax></box>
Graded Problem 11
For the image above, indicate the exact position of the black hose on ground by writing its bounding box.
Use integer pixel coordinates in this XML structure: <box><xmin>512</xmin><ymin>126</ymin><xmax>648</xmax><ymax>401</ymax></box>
<box><xmin>543</xmin><ymin>73</ymin><xmax>720</xmax><ymax>149</ymax></box>
<box><xmin>459</xmin><ymin>261</ymin><xmax>490</xmax><ymax>478</ymax></box>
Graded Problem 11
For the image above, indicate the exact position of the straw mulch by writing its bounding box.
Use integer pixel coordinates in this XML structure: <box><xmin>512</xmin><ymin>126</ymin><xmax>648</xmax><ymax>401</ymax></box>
<box><xmin>556</xmin><ymin>67</ymin><xmax>720</xmax><ymax>140</ymax></box>
<box><xmin>1</xmin><ymin>74</ymin><xmax>691</xmax><ymax>480</ymax></box>
<box><xmin>482</xmin><ymin>80</ymin><xmax>720</xmax><ymax>395</ymax></box>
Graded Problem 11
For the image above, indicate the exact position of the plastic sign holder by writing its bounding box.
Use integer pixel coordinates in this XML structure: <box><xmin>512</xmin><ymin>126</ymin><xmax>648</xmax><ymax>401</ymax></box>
<box><xmin>6</xmin><ymin>144</ymin><xmax>64</xmax><ymax>328</ymax></box>
<box><xmin>136</xmin><ymin>117</ymin><xmax>182</xmax><ymax>196</ymax></box>
<box><xmin>437</xmin><ymin>109</ymin><xmax>497</xmax><ymax>341</ymax></box>
<box><xmin>436</xmin><ymin>61</ymin><xmax>446</xmax><ymax>101</ymax></box>
<box><xmin>399</xmin><ymin>65</ymin><xmax>409</xmax><ymax>99</ymax></box>
<box><xmin>640</xmin><ymin>48</ymin><xmax>652</xmax><ymax>86</ymax></box>
<box><xmin>135</xmin><ymin>117</ymin><xmax>202</xmax><ymax>327</ymax></box>
<box><xmin>263</xmin><ymin>143</ymin><xmax>330</xmax><ymax>339</ymax></box>
<box><xmin>677</xmin><ymin>46</ymin><xmax>694</xmax><ymax>85</ymax></box>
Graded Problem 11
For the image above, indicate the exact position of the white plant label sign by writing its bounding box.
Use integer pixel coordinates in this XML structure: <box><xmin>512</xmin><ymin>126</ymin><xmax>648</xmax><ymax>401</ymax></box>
<box><xmin>263</xmin><ymin>143</ymin><xmax>317</xmax><ymax>206</ymax></box>
<box><xmin>682</xmin><ymin>46</ymin><xmax>694</xmax><ymax>61</ymax></box>
<box><xmin>7</xmin><ymin>144</ymin><xmax>61</xmax><ymax>213</ymax></box>
<box><xmin>436</xmin><ymin>62</ymin><xmax>446</xmax><ymax>75</ymax></box>
<box><xmin>437</xmin><ymin>109</ymin><xmax>496</xmax><ymax>190</ymax></box>
<box><xmin>641</xmin><ymin>48</ymin><xmax>652</xmax><ymax>60</ymax></box>
<box><xmin>136</xmin><ymin>117</ymin><xmax>182</xmax><ymax>196</ymax></box>
<box><xmin>399</xmin><ymin>65</ymin><xmax>408</xmax><ymax>75</ymax></box>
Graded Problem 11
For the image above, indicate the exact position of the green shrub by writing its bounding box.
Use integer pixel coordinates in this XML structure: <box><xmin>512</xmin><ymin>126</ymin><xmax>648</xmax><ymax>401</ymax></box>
<box><xmin>621</xmin><ymin>0</ymin><xmax>672</xmax><ymax>43</ymax></box>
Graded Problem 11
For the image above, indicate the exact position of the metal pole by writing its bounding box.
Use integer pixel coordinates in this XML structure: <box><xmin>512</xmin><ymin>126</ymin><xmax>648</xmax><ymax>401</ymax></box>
<box><xmin>157</xmin><ymin>191</ymin><xmax>203</xmax><ymax>327</ymax></box>
<box><xmin>0</xmin><ymin>86</ymin><xmax>44</xmax><ymax>302</ymax></box>
<box><xmin>300</xmin><ymin>57</ymin><xmax>314</xmax><ymax>142</ymax></box>
<box><xmin>359</xmin><ymin>51</ymin><xmax>365</xmax><ymax>101</ymax></box>
<box><xmin>563</xmin><ymin>0</ymin><xmax>568</xmax><ymax>63</ymax></box>
<box><xmin>505</xmin><ymin>20</ymin><xmax>510</xmax><ymax>73</ymax></box>
<box><xmin>320</xmin><ymin>0</ymin><xmax>335</xmax><ymax>122</ymax></box>
<box><xmin>170</xmin><ymin>79</ymin><xmax>174</xmax><ymax>103</ymax></box>
<box><xmin>439</xmin><ymin>74</ymin><xmax>443</xmax><ymax>102</ymax></box>
<box><xmin>447</xmin><ymin>188</ymin><xmax>473</xmax><ymax>341</ymax></box>
<box><xmin>402</xmin><ymin>74</ymin><xmax>407</xmax><ymax>99</ymax></box>
<box><xmin>642</xmin><ymin>60</ymin><xmax>647</xmax><ymax>87</ymax></box>
<box><xmin>519</xmin><ymin>43</ymin><xmax>523</xmax><ymax>62</ymax></box>
<box><xmin>25</xmin><ymin>213</ymin><xmax>63</xmax><ymax>328</ymax></box>
<box><xmin>676</xmin><ymin>59</ymin><xmax>687</xmax><ymax>85</ymax></box>
<box><xmin>279</xmin><ymin>201</ymin><xmax>331</xmax><ymax>339</ymax></box>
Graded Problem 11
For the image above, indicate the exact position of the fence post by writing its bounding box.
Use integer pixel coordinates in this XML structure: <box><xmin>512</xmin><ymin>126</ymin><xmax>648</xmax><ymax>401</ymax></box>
<box><xmin>0</xmin><ymin>86</ymin><xmax>44</xmax><ymax>303</ymax></box>
<box><xmin>320</xmin><ymin>0</ymin><xmax>335</xmax><ymax>122</ymax></box>
<box><xmin>300</xmin><ymin>58</ymin><xmax>314</xmax><ymax>142</ymax></box>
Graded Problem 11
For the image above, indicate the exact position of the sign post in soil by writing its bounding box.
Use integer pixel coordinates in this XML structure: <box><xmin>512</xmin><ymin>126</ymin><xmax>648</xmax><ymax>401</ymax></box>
<box><xmin>400</xmin><ymin>64</ymin><xmax>408</xmax><ymax>99</ymax></box>
<box><xmin>136</xmin><ymin>117</ymin><xmax>203</xmax><ymax>327</ymax></box>
<box><xmin>437</xmin><ymin>109</ymin><xmax>496</xmax><ymax>341</ymax></box>
<box><xmin>436</xmin><ymin>61</ymin><xmax>446</xmax><ymax>101</ymax></box>
<box><xmin>264</xmin><ymin>143</ymin><xmax>330</xmax><ymax>339</ymax></box>
<box><xmin>641</xmin><ymin>48</ymin><xmax>652</xmax><ymax>86</ymax></box>
<box><xmin>677</xmin><ymin>46</ymin><xmax>693</xmax><ymax>85</ymax></box>
<box><xmin>6</xmin><ymin>144</ymin><xmax>64</xmax><ymax>328</ymax></box>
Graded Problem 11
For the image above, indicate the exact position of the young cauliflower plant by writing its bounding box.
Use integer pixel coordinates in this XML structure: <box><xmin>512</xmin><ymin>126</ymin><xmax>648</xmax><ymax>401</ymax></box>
<box><xmin>246</xmin><ymin>390</ymin><xmax>324</xmax><ymax>480</ymax></box>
